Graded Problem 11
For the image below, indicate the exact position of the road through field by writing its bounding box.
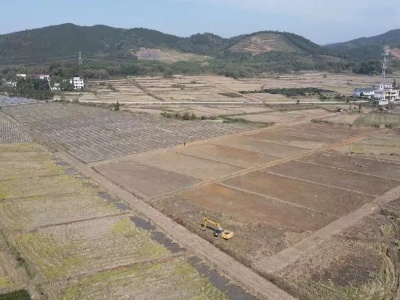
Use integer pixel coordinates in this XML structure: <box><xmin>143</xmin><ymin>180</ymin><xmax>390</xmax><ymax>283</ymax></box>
<box><xmin>55</xmin><ymin>151</ymin><xmax>295</xmax><ymax>300</ymax></box>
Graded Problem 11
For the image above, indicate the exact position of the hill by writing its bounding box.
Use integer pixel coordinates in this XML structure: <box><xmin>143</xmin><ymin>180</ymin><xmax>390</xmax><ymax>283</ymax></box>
<box><xmin>0</xmin><ymin>23</ymin><xmax>333</xmax><ymax>65</ymax></box>
<box><xmin>325</xmin><ymin>29</ymin><xmax>400</xmax><ymax>61</ymax></box>
<box><xmin>2</xmin><ymin>23</ymin><xmax>399</xmax><ymax>78</ymax></box>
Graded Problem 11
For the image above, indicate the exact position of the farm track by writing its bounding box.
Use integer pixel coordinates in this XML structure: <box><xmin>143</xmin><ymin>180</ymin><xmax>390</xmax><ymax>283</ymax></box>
<box><xmin>127</xmin><ymin>78</ymin><xmax>165</xmax><ymax>102</ymax></box>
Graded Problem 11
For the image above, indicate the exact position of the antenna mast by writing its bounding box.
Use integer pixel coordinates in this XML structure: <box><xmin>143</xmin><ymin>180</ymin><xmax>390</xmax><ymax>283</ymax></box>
<box><xmin>381</xmin><ymin>45</ymin><xmax>389</xmax><ymax>88</ymax></box>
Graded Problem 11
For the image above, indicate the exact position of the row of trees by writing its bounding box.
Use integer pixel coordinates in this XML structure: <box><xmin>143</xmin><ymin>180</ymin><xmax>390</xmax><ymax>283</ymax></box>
<box><xmin>0</xmin><ymin>52</ymin><xmax>397</xmax><ymax>83</ymax></box>
<box><xmin>0</xmin><ymin>78</ymin><xmax>54</xmax><ymax>100</ymax></box>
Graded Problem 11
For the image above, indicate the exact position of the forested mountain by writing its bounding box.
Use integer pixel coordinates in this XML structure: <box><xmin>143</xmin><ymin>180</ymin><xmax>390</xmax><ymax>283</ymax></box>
<box><xmin>0</xmin><ymin>23</ymin><xmax>399</xmax><ymax>79</ymax></box>
<box><xmin>0</xmin><ymin>23</ymin><xmax>333</xmax><ymax>65</ymax></box>
<box><xmin>325</xmin><ymin>29</ymin><xmax>400</xmax><ymax>61</ymax></box>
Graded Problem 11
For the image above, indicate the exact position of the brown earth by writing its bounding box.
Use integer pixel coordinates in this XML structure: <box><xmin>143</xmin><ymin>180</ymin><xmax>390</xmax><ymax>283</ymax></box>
<box><xmin>245</xmin><ymin>131</ymin><xmax>327</xmax><ymax>149</ymax></box>
<box><xmin>177</xmin><ymin>183</ymin><xmax>335</xmax><ymax>231</ymax></box>
<box><xmin>267</xmin><ymin>160</ymin><xmax>399</xmax><ymax>196</ymax></box>
<box><xmin>212</xmin><ymin>137</ymin><xmax>310</xmax><ymax>158</ymax></box>
<box><xmin>155</xmin><ymin>196</ymin><xmax>311</xmax><ymax>264</ymax></box>
<box><xmin>300</xmin><ymin>151</ymin><xmax>400</xmax><ymax>180</ymax></box>
<box><xmin>175</xmin><ymin>143</ymin><xmax>279</xmax><ymax>168</ymax></box>
<box><xmin>131</xmin><ymin>151</ymin><xmax>243</xmax><ymax>180</ymax></box>
<box><xmin>223</xmin><ymin>171</ymin><xmax>374</xmax><ymax>217</ymax></box>
<box><xmin>95</xmin><ymin>160</ymin><xmax>200</xmax><ymax>198</ymax></box>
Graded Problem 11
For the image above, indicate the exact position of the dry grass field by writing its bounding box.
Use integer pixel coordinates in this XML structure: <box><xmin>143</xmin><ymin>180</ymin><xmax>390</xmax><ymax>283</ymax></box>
<box><xmin>0</xmin><ymin>142</ymin><xmax>255</xmax><ymax>299</ymax></box>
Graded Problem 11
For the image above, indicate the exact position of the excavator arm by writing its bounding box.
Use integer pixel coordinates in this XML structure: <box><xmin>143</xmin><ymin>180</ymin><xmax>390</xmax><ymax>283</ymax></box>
<box><xmin>201</xmin><ymin>217</ymin><xmax>234</xmax><ymax>240</ymax></box>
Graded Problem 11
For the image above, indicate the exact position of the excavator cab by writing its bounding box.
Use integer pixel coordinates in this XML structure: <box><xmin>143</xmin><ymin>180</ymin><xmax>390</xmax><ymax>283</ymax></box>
<box><xmin>201</xmin><ymin>216</ymin><xmax>234</xmax><ymax>240</ymax></box>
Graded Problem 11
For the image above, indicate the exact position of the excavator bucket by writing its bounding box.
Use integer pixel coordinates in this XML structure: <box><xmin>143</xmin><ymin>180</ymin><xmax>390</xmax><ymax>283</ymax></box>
<box><xmin>221</xmin><ymin>230</ymin><xmax>234</xmax><ymax>240</ymax></box>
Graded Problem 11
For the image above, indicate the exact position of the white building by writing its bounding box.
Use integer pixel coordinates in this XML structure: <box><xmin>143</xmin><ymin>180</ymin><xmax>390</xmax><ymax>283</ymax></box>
<box><xmin>373</xmin><ymin>83</ymin><xmax>393</xmax><ymax>90</ymax></box>
<box><xmin>38</xmin><ymin>74</ymin><xmax>50</xmax><ymax>80</ymax></box>
<box><xmin>353</xmin><ymin>87</ymin><xmax>375</xmax><ymax>98</ymax></box>
<box><xmin>373</xmin><ymin>88</ymin><xmax>400</xmax><ymax>102</ymax></box>
<box><xmin>16</xmin><ymin>74</ymin><xmax>26</xmax><ymax>78</ymax></box>
<box><xmin>51</xmin><ymin>83</ymin><xmax>61</xmax><ymax>91</ymax></box>
<box><xmin>70</xmin><ymin>76</ymin><xmax>84</xmax><ymax>90</ymax></box>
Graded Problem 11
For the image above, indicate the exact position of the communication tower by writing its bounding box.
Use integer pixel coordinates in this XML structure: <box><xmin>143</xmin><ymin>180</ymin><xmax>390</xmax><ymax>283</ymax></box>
<box><xmin>78</xmin><ymin>51</ymin><xmax>83</xmax><ymax>65</ymax></box>
<box><xmin>380</xmin><ymin>45</ymin><xmax>389</xmax><ymax>89</ymax></box>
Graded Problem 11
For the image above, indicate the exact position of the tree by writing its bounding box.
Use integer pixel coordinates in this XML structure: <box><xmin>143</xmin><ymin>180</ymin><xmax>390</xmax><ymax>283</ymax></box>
<box><xmin>114</xmin><ymin>101</ymin><xmax>120</xmax><ymax>111</ymax></box>
<box><xmin>60</xmin><ymin>80</ymin><xmax>74</xmax><ymax>91</ymax></box>
<box><xmin>393</xmin><ymin>78</ymin><xmax>397</xmax><ymax>88</ymax></box>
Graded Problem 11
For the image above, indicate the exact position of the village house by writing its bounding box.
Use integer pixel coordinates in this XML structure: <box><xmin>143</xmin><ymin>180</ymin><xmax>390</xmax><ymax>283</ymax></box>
<box><xmin>70</xmin><ymin>75</ymin><xmax>84</xmax><ymax>90</ymax></box>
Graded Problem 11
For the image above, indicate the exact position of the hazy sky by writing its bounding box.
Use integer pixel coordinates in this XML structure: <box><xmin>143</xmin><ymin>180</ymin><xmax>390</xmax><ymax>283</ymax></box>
<box><xmin>1</xmin><ymin>0</ymin><xmax>399</xmax><ymax>44</ymax></box>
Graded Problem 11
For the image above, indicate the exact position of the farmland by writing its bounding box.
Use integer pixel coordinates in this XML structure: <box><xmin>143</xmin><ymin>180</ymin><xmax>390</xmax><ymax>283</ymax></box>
<box><xmin>1</xmin><ymin>73</ymin><xmax>400</xmax><ymax>299</ymax></box>
<box><xmin>62</xmin><ymin>72</ymin><xmax>381</xmax><ymax>105</ymax></box>
<box><xmin>0</xmin><ymin>143</ymin><xmax>255</xmax><ymax>299</ymax></box>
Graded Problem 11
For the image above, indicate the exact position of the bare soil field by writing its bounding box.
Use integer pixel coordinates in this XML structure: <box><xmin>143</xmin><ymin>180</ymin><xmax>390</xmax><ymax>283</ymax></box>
<box><xmin>300</xmin><ymin>151</ymin><xmax>400</xmax><ymax>180</ymax></box>
<box><xmin>131</xmin><ymin>150</ymin><xmax>243</xmax><ymax>180</ymax></box>
<box><xmin>245</xmin><ymin>131</ymin><xmax>327</xmax><ymax>149</ymax></box>
<box><xmin>0</xmin><ymin>143</ymin><xmax>253</xmax><ymax>299</ymax></box>
<box><xmin>312</xmin><ymin>112</ymin><xmax>361</xmax><ymax>126</ymax></box>
<box><xmin>154</xmin><ymin>196</ymin><xmax>309</xmax><ymax>265</ymax></box>
<box><xmin>266</xmin><ymin>160</ymin><xmax>399</xmax><ymax>196</ymax></box>
<box><xmin>176</xmin><ymin>143</ymin><xmax>279</xmax><ymax>168</ymax></box>
<box><xmin>227</xmin><ymin>109</ymin><xmax>332</xmax><ymax>124</ymax></box>
<box><xmin>175</xmin><ymin>183</ymin><xmax>334</xmax><ymax>231</ymax></box>
<box><xmin>212</xmin><ymin>137</ymin><xmax>310</xmax><ymax>158</ymax></box>
<box><xmin>95</xmin><ymin>159</ymin><xmax>201</xmax><ymax>198</ymax></box>
<box><xmin>134</xmin><ymin>76</ymin><xmax>244</xmax><ymax>102</ymax></box>
<box><xmin>223</xmin><ymin>171</ymin><xmax>374</xmax><ymax>217</ymax></box>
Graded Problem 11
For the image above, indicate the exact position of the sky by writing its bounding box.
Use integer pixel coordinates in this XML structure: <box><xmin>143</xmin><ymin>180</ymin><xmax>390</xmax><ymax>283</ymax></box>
<box><xmin>0</xmin><ymin>0</ymin><xmax>399</xmax><ymax>44</ymax></box>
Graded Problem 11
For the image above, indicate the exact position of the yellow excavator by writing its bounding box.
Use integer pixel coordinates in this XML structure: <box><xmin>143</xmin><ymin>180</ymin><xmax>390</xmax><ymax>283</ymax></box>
<box><xmin>201</xmin><ymin>216</ymin><xmax>234</xmax><ymax>240</ymax></box>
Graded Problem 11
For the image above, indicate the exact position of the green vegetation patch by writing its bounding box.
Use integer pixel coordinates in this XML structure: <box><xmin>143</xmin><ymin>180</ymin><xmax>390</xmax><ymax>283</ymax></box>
<box><xmin>60</xmin><ymin>260</ymin><xmax>227</xmax><ymax>300</ymax></box>
<box><xmin>263</xmin><ymin>87</ymin><xmax>335</xmax><ymax>97</ymax></box>
<box><xmin>16</xmin><ymin>217</ymin><xmax>170</xmax><ymax>279</ymax></box>
<box><xmin>0</xmin><ymin>290</ymin><xmax>30</xmax><ymax>300</ymax></box>
<box><xmin>355</xmin><ymin>114</ymin><xmax>400</xmax><ymax>127</ymax></box>
<box><xmin>0</xmin><ymin>277</ymin><xmax>12</xmax><ymax>289</ymax></box>
<box><xmin>218</xmin><ymin>92</ymin><xmax>243</xmax><ymax>98</ymax></box>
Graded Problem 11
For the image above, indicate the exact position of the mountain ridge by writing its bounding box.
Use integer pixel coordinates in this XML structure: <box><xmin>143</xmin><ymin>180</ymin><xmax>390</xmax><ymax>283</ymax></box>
<box><xmin>0</xmin><ymin>23</ymin><xmax>331</xmax><ymax>65</ymax></box>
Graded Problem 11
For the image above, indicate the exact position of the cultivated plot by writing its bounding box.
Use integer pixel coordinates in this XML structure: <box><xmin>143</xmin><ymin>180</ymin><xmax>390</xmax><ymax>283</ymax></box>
<box><xmin>0</xmin><ymin>114</ymin><xmax>31</xmax><ymax>144</ymax></box>
<box><xmin>131</xmin><ymin>151</ymin><xmax>243</xmax><ymax>180</ymax></box>
<box><xmin>2</xmin><ymin>103</ymin><xmax>257</xmax><ymax>163</ymax></box>
<box><xmin>212</xmin><ymin>136</ymin><xmax>310</xmax><ymax>158</ymax></box>
<box><xmin>95</xmin><ymin>160</ymin><xmax>201</xmax><ymax>198</ymax></box>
